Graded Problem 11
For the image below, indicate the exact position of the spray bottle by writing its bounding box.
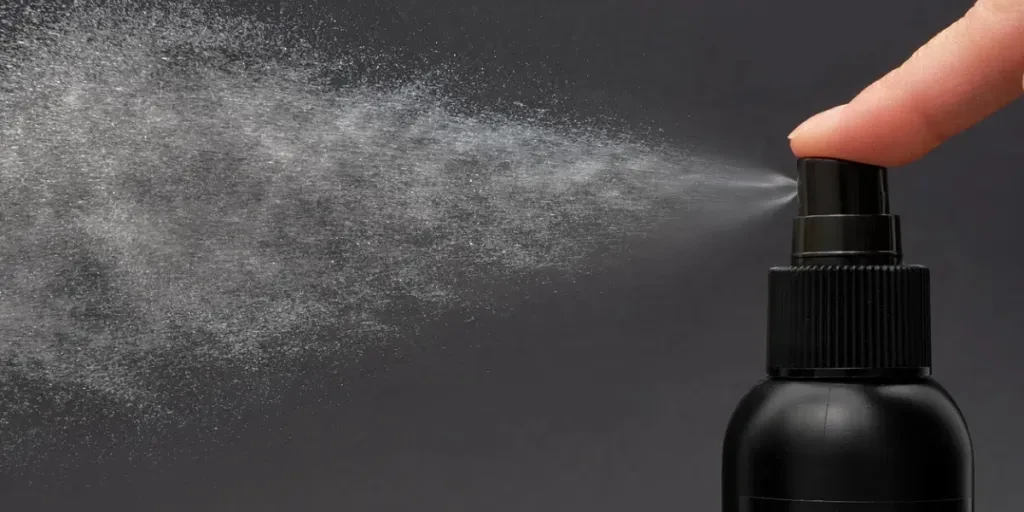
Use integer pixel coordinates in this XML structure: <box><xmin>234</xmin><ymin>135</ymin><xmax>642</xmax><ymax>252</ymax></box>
<box><xmin>721</xmin><ymin>158</ymin><xmax>973</xmax><ymax>511</ymax></box>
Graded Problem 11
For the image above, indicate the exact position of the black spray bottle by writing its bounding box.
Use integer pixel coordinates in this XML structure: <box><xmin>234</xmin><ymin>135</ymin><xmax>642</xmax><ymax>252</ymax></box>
<box><xmin>722</xmin><ymin>158</ymin><xmax>973</xmax><ymax>512</ymax></box>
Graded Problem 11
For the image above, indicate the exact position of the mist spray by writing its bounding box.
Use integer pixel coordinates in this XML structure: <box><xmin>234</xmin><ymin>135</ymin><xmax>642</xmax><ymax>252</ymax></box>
<box><xmin>721</xmin><ymin>158</ymin><xmax>973</xmax><ymax>511</ymax></box>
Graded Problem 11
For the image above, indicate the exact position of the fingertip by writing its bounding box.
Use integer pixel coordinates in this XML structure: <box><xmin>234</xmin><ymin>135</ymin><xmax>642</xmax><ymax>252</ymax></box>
<box><xmin>787</xmin><ymin>100</ymin><xmax>934</xmax><ymax>168</ymax></box>
<box><xmin>788</xmin><ymin>104</ymin><xmax>847</xmax><ymax>141</ymax></box>
<box><xmin>787</xmin><ymin>103</ymin><xmax>886</xmax><ymax>164</ymax></box>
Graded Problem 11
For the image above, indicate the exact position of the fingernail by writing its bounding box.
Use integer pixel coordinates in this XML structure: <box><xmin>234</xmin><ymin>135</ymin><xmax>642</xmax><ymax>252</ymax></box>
<box><xmin>788</xmin><ymin>104</ymin><xmax>847</xmax><ymax>139</ymax></box>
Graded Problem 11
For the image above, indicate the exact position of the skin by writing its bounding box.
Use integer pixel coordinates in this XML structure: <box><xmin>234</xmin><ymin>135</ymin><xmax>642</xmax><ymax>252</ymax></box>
<box><xmin>789</xmin><ymin>0</ymin><xmax>1024</xmax><ymax>167</ymax></box>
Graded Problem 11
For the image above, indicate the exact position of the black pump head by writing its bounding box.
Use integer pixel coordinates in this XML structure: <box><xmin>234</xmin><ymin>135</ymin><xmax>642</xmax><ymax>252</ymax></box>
<box><xmin>767</xmin><ymin>158</ymin><xmax>931</xmax><ymax>377</ymax></box>
<box><xmin>792</xmin><ymin>158</ymin><xmax>902</xmax><ymax>266</ymax></box>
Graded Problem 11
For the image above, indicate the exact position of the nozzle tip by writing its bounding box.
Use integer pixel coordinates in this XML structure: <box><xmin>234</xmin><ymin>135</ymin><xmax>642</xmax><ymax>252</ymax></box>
<box><xmin>797</xmin><ymin>158</ymin><xmax>889</xmax><ymax>216</ymax></box>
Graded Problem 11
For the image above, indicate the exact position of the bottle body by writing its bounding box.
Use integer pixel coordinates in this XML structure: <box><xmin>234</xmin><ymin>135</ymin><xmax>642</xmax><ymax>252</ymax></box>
<box><xmin>722</xmin><ymin>377</ymin><xmax>973</xmax><ymax>512</ymax></box>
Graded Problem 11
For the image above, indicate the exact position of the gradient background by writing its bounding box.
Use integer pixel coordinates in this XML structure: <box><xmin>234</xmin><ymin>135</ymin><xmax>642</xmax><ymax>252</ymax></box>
<box><xmin>5</xmin><ymin>0</ymin><xmax>1023</xmax><ymax>510</ymax></box>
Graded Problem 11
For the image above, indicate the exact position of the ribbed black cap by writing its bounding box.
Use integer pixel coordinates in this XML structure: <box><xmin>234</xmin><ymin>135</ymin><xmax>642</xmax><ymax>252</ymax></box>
<box><xmin>767</xmin><ymin>159</ymin><xmax>931</xmax><ymax>377</ymax></box>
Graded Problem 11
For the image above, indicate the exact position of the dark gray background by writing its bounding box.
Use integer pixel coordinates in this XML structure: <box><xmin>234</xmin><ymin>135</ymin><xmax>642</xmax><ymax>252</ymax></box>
<box><xmin>5</xmin><ymin>0</ymin><xmax>1023</xmax><ymax>510</ymax></box>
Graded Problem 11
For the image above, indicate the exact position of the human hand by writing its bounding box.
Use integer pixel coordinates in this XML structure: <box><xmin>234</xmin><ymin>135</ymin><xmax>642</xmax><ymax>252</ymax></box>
<box><xmin>788</xmin><ymin>0</ymin><xmax>1024</xmax><ymax>167</ymax></box>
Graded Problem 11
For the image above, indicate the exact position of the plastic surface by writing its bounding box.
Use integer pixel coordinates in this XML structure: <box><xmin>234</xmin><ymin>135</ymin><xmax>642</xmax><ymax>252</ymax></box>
<box><xmin>796</xmin><ymin>158</ymin><xmax>889</xmax><ymax>217</ymax></box>
<box><xmin>722</xmin><ymin>378</ymin><xmax>973</xmax><ymax>511</ymax></box>
<box><xmin>766</xmin><ymin>265</ymin><xmax>932</xmax><ymax>376</ymax></box>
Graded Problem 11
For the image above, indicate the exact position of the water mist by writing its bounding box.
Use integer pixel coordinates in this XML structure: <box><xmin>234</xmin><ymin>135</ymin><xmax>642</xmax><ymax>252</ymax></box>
<box><xmin>0</xmin><ymin>0</ymin><xmax>794</xmax><ymax>472</ymax></box>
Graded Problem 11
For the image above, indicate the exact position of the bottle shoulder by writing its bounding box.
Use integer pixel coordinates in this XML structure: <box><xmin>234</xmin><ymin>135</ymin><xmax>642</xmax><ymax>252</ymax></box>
<box><xmin>722</xmin><ymin>377</ymin><xmax>973</xmax><ymax>502</ymax></box>
<box><xmin>725</xmin><ymin>377</ymin><xmax>972</xmax><ymax>459</ymax></box>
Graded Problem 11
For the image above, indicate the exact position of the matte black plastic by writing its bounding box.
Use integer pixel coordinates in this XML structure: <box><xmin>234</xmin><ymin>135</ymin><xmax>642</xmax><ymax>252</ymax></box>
<box><xmin>766</xmin><ymin>265</ymin><xmax>932</xmax><ymax>375</ymax></box>
<box><xmin>723</xmin><ymin>379</ymin><xmax>972</xmax><ymax>511</ymax></box>
<box><xmin>722</xmin><ymin>158</ymin><xmax>973</xmax><ymax>511</ymax></box>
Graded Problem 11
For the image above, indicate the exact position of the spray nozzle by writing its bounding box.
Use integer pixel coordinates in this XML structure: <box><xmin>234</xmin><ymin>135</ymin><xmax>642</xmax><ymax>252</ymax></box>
<box><xmin>768</xmin><ymin>158</ymin><xmax>928</xmax><ymax>375</ymax></box>
<box><xmin>792</xmin><ymin>158</ymin><xmax>902</xmax><ymax>266</ymax></box>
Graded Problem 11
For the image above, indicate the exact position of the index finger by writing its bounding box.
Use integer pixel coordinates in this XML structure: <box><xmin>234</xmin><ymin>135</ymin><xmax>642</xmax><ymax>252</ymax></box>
<box><xmin>789</xmin><ymin>0</ymin><xmax>1024</xmax><ymax>167</ymax></box>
